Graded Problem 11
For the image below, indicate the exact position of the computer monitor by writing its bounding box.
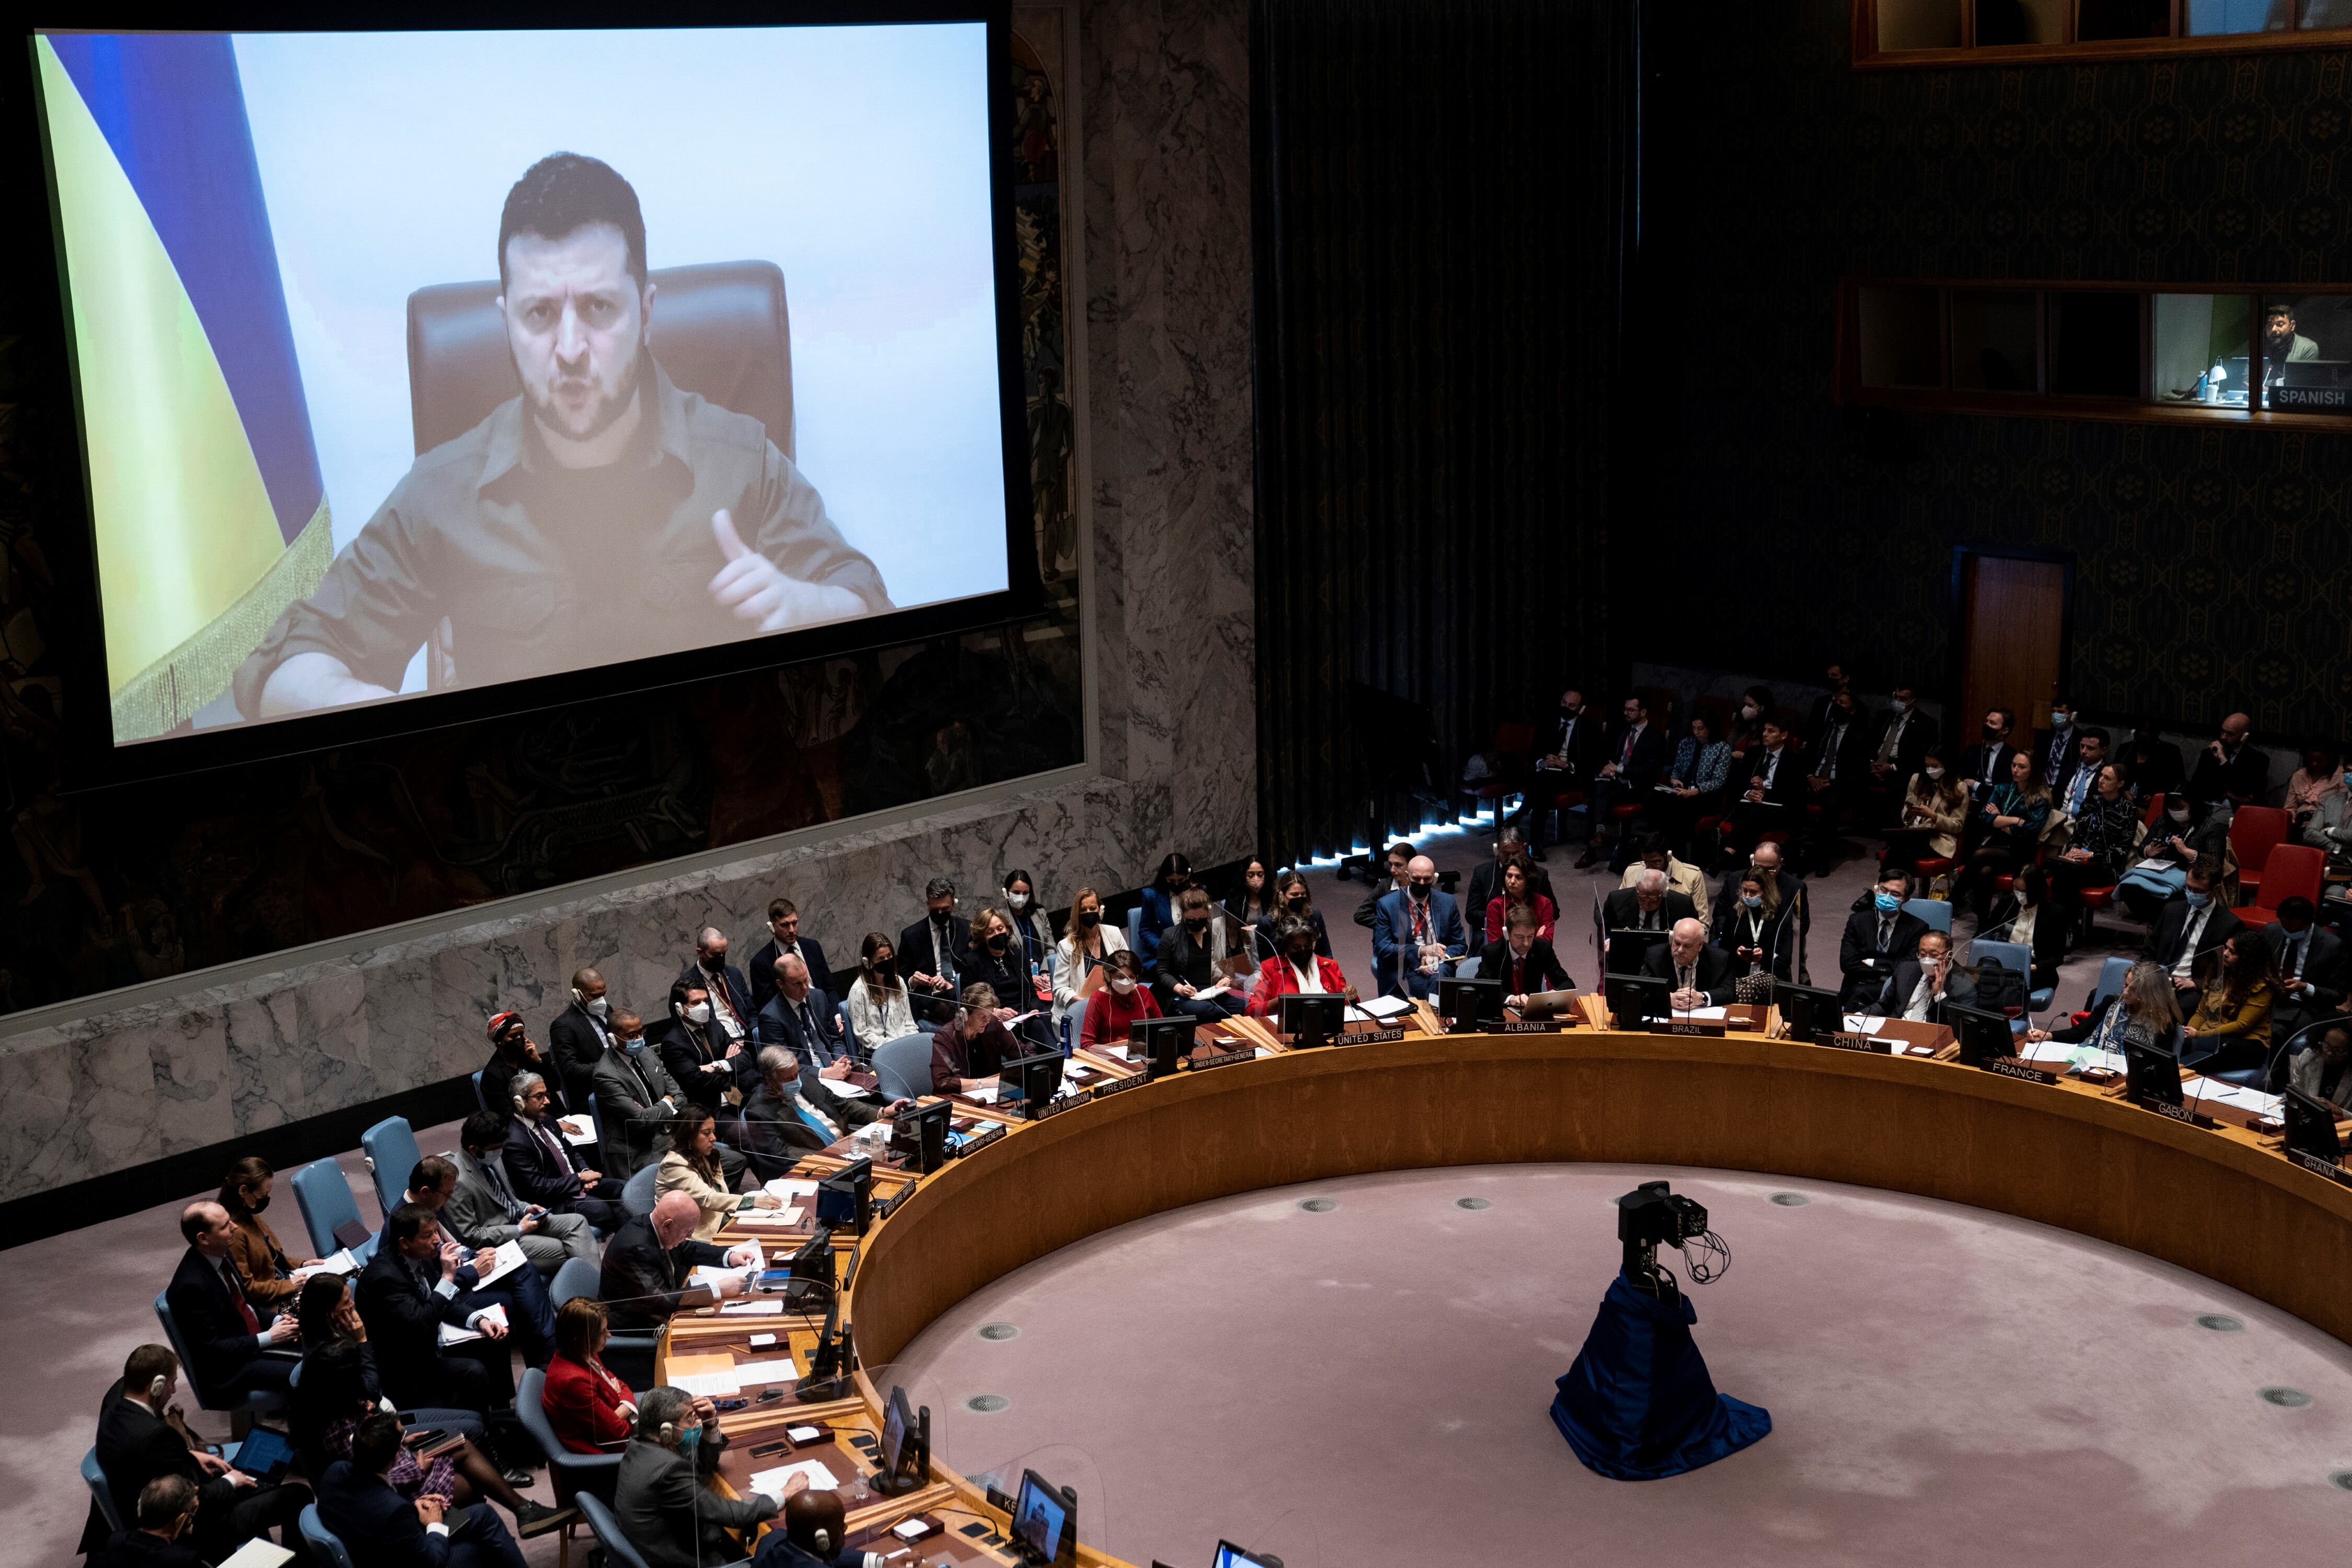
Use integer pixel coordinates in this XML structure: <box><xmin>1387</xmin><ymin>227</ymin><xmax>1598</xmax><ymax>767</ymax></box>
<box><xmin>817</xmin><ymin>1156</ymin><xmax>873</xmax><ymax>1235</ymax></box>
<box><xmin>1604</xmin><ymin>973</ymin><xmax>1671</xmax><ymax>1032</ymax></box>
<box><xmin>2284</xmin><ymin>1084</ymin><xmax>2344</xmax><ymax>1163</ymax></box>
<box><xmin>1278</xmin><ymin>991</ymin><xmax>1345</xmax><ymax>1047</ymax></box>
<box><xmin>787</xmin><ymin>1228</ymin><xmax>836</xmax><ymax>1294</ymax></box>
<box><xmin>892</xmin><ymin>1100</ymin><xmax>951</xmax><ymax>1174</ymax></box>
<box><xmin>1773</xmin><ymin>982</ymin><xmax>1841</xmax><ymax>1044</ymax></box>
<box><xmin>1947</xmin><ymin>1004</ymin><xmax>2014</xmax><ymax>1069</ymax></box>
<box><xmin>1436</xmin><ymin>975</ymin><xmax>1502</xmax><ymax>1033</ymax></box>
<box><xmin>1132</xmin><ymin>1014</ymin><xmax>1195</xmax><ymax>1079</ymax></box>
<box><xmin>999</xmin><ymin>1051</ymin><xmax>1065</xmax><ymax>1116</ymax></box>
<box><xmin>1605</xmin><ymin>927</ymin><xmax>1670</xmax><ymax>976</ymax></box>
<box><xmin>874</xmin><ymin>1383</ymin><xmax>929</xmax><ymax>1495</ymax></box>
<box><xmin>1212</xmin><ymin>1546</ymin><xmax>1279</xmax><ymax>1568</ymax></box>
<box><xmin>1011</xmin><ymin>1470</ymin><xmax>1074</xmax><ymax>1564</ymax></box>
<box><xmin>2124</xmin><ymin>1039</ymin><xmax>2184</xmax><ymax>1111</ymax></box>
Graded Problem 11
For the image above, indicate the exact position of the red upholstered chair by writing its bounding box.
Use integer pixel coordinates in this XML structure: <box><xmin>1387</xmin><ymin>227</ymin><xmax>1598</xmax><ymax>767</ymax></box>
<box><xmin>2071</xmin><ymin>792</ymin><xmax>2168</xmax><ymax>941</ymax></box>
<box><xmin>2234</xmin><ymin>843</ymin><xmax>2326</xmax><ymax>929</ymax></box>
<box><xmin>2230</xmin><ymin>806</ymin><xmax>2291</xmax><ymax>904</ymax></box>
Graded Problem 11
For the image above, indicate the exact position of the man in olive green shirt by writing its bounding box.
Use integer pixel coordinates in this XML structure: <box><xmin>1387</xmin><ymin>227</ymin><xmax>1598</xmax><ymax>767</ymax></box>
<box><xmin>234</xmin><ymin>154</ymin><xmax>888</xmax><ymax>718</ymax></box>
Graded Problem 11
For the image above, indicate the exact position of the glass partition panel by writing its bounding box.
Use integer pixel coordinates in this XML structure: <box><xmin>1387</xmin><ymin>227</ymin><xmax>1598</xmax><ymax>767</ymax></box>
<box><xmin>2153</xmin><ymin>293</ymin><xmax>2250</xmax><ymax>407</ymax></box>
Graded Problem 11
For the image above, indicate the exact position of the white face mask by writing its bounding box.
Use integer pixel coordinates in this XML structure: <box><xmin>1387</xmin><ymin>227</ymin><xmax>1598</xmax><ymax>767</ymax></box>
<box><xmin>684</xmin><ymin>1002</ymin><xmax>713</xmax><ymax>1025</ymax></box>
<box><xmin>1893</xmin><ymin>698</ymin><xmax>1911</xmax><ymax>713</ymax></box>
<box><xmin>1007</xmin><ymin>891</ymin><xmax>1031</xmax><ymax>910</ymax></box>
<box><xmin>1923</xmin><ymin>766</ymin><xmax>1944</xmax><ymax>780</ymax></box>
<box><xmin>1739</xmin><ymin>704</ymin><xmax>1759</xmax><ymax>720</ymax></box>
<box><xmin>2169</xmin><ymin>806</ymin><xmax>2191</xmax><ymax>822</ymax></box>
<box><xmin>586</xmin><ymin>997</ymin><xmax>608</xmax><ymax>1018</ymax></box>
<box><xmin>1110</xmin><ymin>976</ymin><xmax>1136</xmax><ymax>996</ymax></box>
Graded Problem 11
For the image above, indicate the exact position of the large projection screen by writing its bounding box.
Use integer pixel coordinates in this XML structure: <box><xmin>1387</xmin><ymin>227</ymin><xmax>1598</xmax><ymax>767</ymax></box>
<box><xmin>27</xmin><ymin>10</ymin><xmax>1033</xmax><ymax>781</ymax></box>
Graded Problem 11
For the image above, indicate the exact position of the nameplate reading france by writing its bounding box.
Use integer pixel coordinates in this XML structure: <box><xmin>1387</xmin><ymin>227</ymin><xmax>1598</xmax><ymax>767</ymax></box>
<box><xmin>1980</xmin><ymin>1058</ymin><xmax>2058</xmax><ymax>1086</ymax></box>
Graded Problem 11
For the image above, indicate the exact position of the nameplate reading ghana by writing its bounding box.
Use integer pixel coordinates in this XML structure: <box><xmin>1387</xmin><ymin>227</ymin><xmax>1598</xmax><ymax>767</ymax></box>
<box><xmin>2290</xmin><ymin>1149</ymin><xmax>2352</xmax><ymax>1187</ymax></box>
<box><xmin>1980</xmin><ymin>1057</ymin><xmax>2060</xmax><ymax>1086</ymax></box>
<box><xmin>1818</xmin><ymin>1032</ymin><xmax>1890</xmax><ymax>1055</ymax></box>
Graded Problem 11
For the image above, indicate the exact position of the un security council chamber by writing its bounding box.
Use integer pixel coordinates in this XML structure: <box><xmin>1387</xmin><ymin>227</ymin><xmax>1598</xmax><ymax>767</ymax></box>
<box><xmin>16</xmin><ymin>2</ymin><xmax>2352</xmax><ymax>1565</ymax></box>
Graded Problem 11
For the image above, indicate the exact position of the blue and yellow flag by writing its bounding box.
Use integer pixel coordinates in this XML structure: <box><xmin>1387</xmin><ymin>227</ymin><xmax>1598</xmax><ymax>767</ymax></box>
<box><xmin>38</xmin><ymin>32</ymin><xmax>330</xmax><ymax>741</ymax></box>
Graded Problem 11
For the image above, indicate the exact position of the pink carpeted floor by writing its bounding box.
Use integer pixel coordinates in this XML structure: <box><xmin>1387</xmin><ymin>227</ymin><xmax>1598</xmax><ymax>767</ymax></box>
<box><xmin>886</xmin><ymin>1163</ymin><xmax>2352</xmax><ymax>1568</ymax></box>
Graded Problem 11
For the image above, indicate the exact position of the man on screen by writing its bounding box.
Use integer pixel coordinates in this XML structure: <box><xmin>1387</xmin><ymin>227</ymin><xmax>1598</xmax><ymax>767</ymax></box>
<box><xmin>234</xmin><ymin>153</ymin><xmax>890</xmax><ymax>718</ymax></box>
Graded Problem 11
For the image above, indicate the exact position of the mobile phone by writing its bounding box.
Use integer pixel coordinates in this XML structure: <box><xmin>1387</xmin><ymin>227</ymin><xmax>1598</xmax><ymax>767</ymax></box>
<box><xmin>749</xmin><ymin>1441</ymin><xmax>789</xmax><ymax>1459</ymax></box>
<box><xmin>756</xmin><ymin>1388</ymin><xmax>786</xmax><ymax>1403</ymax></box>
<box><xmin>714</xmin><ymin>1398</ymin><xmax>748</xmax><ymax>1412</ymax></box>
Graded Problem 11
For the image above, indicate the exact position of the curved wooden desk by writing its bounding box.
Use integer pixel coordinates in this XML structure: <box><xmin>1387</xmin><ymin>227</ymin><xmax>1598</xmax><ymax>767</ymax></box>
<box><xmin>678</xmin><ymin>1028</ymin><xmax>2352</xmax><ymax>1565</ymax></box>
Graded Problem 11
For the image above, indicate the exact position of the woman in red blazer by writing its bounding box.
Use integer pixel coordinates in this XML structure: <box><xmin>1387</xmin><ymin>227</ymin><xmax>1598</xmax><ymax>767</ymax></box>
<box><xmin>1247</xmin><ymin>915</ymin><xmax>1358</xmax><ymax>1015</ymax></box>
<box><xmin>545</xmin><ymin>1297</ymin><xmax>637</xmax><ymax>1452</ymax></box>
<box><xmin>1484</xmin><ymin>859</ymin><xmax>1558</xmax><ymax>944</ymax></box>
<box><xmin>1080</xmin><ymin>950</ymin><xmax>1162</xmax><ymax>1048</ymax></box>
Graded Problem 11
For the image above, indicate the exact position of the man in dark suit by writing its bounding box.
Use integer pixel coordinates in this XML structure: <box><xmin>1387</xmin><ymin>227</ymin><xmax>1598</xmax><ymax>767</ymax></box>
<box><xmin>1803</xmin><ymin>661</ymin><xmax>1853</xmax><ymax>739</ymax></box>
<box><xmin>1641</xmin><ymin>918</ymin><xmax>1737</xmax><ymax>1008</ymax></box>
<box><xmin>402</xmin><ymin>1154</ymin><xmax>561</xmax><ymax>1365</ymax></box>
<box><xmin>748</xmin><ymin>897</ymin><xmax>833</xmax><ymax>1016</ymax></box>
<box><xmin>1463</xmin><ymin>832</ymin><xmax>1556</xmax><ymax>929</ymax></box>
<box><xmin>82</xmin><ymin>1344</ymin><xmax>308</xmax><ymax>1563</ymax></box>
<box><xmin>898</xmin><ymin>878</ymin><xmax>971</xmax><ymax>1004</ymax></box>
<box><xmin>1873</xmin><ymin>929</ymin><xmax>1975</xmax><ymax>1020</ymax></box>
<box><xmin>682</xmin><ymin>925</ymin><xmax>757</xmax><ymax>1056</ymax></box>
<box><xmin>165</xmin><ymin>1202</ymin><xmax>299</xmax><ymax>1401</ymax></box>
<box><xmin>1601</xmin><ymin>869</ymin><xmax>1697</xmax><ymax>975</ymax></box>
<box><xmin>1515</xmin><ymin>687</ymin><xmax>1609</xmax><ymax>856</ymax></box>
<box><xmin>1579</xmin><ymin>693</ymin><xmax>1669</xmax><ymax>870</ymax></box>
<box><xmin>1479</xmin><ymin>905</ymin><xmax>1572</xmax><ymax>1005</ymax></box>
<box><xmin>614</xmin><ymin>1387</ymin><xmax>779</xmax><ymax>1568</ymax></box>
<box><xmin>317</xmin><ymin>1413</ymin><xmax>525</xmax><ymax>1568</ymax></box>
<box><xmin>480</xmin><ymin>1010</ymin><xmax>565</xmax><ymax>1120</ymax></box>
<box><xmin>1958</xmin><ymin>708</ymin><xmax>2019</xmax><ymax>804</ymax></box>
<box><xmin>599</xmin><ymin>1192</ymin><xmax>760</xmax><ymax>1334</ymax></box>
<box><xmin>90</xmin><ymin>1474</ymin><xmax>204</xmax><ymax>1568</ymax></box>
<box><xmin>590</xmin><ymin>1009</ymin><xmax>690</xmax><ymax>1177</ymax></box>
<box><xmin>1864</xmin><ymin>684</ymin><xmax>1939</xmax><ymax>823</ymax></box>
<box><xmin>1371</xmin><ymin>855</ymin><xmax>1469</xmax><ymax>999</ymax></box>
<box><xmin>2035</xmin><ymin>698</ymin><xmax>2082</xmax><ymax>793</ymax></box>
<box><xmin>546</xmin><ymin>967</ymin><xmax>616</xmax><ymax>1114</ymax></box>
<box><xmin>503</xmin><ymin>1070</ymin><xmax>630</xmax><ymax>1229</ymax></box>
<box><xmin>1838</xmin><ymin>869</ymin><xmax>1929</xmax><ymax>1007</ymax></box>
<box><xmin>2185</xmin><ymin>712</ymin><xmax>2270</xmax><ymax>809</ymax></box>
<box><xmin>753</xmin><ymin>951</ymin><xmax>853</xmax><ymax>1067</ymax></box>
<box><xmin>1726</xmin><ymin>719</ymin><xmax>1805</xmax><ymax>856</ymax></box>
<box><xmin>1352</xmin><ymin>843</ymin><xmax>1413</xmax><ymax>930</ymax></box>
<box><xmin>353</xmin><ymin>1203</ymin><xmax>518</xmax><ymax>1416</ymax></box>
<box><xmin>1801</xmin><ymin>689</ymin><xmax>1876</xmax><ymax>874</ymax></box>
<box><xmin>2259</xmin><ymin>896</ymin><xmax>2345</xmax><ymax>1041</ymax></box>
<box><xmin>2145</xmin><ymin>860</ymin><xmax>2243</xmax><ymax>996</ymax></box>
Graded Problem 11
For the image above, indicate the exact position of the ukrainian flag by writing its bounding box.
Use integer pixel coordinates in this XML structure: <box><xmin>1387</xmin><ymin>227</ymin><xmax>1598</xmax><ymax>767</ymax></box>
<box><xmin>37</xmin><ymin>32</ymin><xmax>329</xmax><ymax>741</ymax></box>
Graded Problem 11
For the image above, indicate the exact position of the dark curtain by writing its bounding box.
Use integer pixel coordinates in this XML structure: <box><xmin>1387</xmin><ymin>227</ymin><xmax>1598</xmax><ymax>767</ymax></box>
<box><xmin>1251</xmin><ymin>0</ymin><xmax>1637</xmax><ymax>862</ymax></box>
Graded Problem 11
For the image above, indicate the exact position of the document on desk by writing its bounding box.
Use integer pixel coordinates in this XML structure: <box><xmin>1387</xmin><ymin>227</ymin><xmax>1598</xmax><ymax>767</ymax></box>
<box><xmin>437</xmin><ymin>1303</ymin><xmax>508</xmax><ymax>1346</ymax></box>
<box><xmin>2021</xmin><ymin>1039</ymin><xmax>2077</xmax><ymax>1064</ymax></box>
<box><xmin>748</xmin><ymin>1459</ymin><xmax>840</xmax><ymax>1500</ymax></box>
<box><xmin>718</xmin><ymin>1299</ymin><xmax>785</xmax><ymax>1316</ymax></box>
<box><xmin>1358</xmin><ymin>995</ymin><xmax>1413</xmax><ymax>1020</ymax></box>
<box><xmin>670</xmin><ymin>1368</ymin><xmax>743</xmax><ymax>1398</ymax></box>
<box><xmin>558</xmin><ymin>1116</ymin><xmax>597</xmax><ymax>1146</ymax></box>
<box><xmin>734</xmin><ymin>1209</ymin><xmax>803</xmax><ymax>1227</ymax></box>
<box><xmin>2180</xmin><ymin>1076</ymin><xmax>2282</xmax><ymax>1115</ymax></box>
<box><xmin>216</xmin><ymin>1542</ymin><xmax>296</xmax><ymax>1568</ymax></box>
<box><xmin>293</xmin><ymin>1249</ymin><xmax>361</xmax><ymax>1278</ymax></box>
<box><xmin>731</xmin><ymin>1355</ymin><xmax>800</xmax><ymax>1384</ymax></box>
<box><xmin>764</xmin><ymin>1178</ymin><xmax>822</xmax><ymax>1201</ymax></box>
<box><xmin>688</xmin><ymin>1265</ymin><xmax>754</xmax><ymax>1295</ymax></box>
<box><xmin>826</xmin><ymin>1081</ymin><xmax>874</xmax><ymax>1099</ymax></box>
<box><xmin>1676</xmin><ymin>1006</ymin><xmax>1730</xmax><ymax>1021</ymax></box>
<box><xmin>1840</xmin><ymin>1016</ymin><xmax>1885</xmax><ymax>1035</ymax></box>
<box><xmin>964</xmin><ymin>1082</ymin><xmax>1001</xmax><ymax>1104</ymax></box>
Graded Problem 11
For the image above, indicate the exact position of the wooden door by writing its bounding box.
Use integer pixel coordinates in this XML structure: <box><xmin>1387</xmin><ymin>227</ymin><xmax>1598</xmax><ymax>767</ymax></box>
<box><xmin>1958</xmin><ymin>555</ymin><xmax>2068</xmax><ymax>745</ymax></box>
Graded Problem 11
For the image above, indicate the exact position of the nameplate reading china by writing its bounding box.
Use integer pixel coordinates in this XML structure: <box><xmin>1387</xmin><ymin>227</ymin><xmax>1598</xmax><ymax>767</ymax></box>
<box><xmin>1980</xmin><ymin>1058</ymin><xmax>2059</xmax><ymax>1086</ymax></box>
<box><xmin>2290</xmin><ymin>1149</ymin><xmax>2352</xmax><ymax>1187</ymax></box>
<box><xmin>1187</xmin><ymin>1047</ymin><xmax>1257</xmax><ymax>1073</ymax></box>
<box><xmin>1817</xmin><ymin>1032</ymin><xmax>1889</xmax><ymax>1054</ymax></box>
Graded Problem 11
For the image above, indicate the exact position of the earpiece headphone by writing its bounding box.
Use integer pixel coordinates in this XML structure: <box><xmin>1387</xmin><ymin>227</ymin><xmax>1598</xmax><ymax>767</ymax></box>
<box><xmin>513</xmin><ymin>1094</ymin><xmax>528</xmax><ymax>1113</ymax></box>
<box><xmin>571</xmin><ymin>986</ymin><xmax>585</xmax><ymax>1004</ymax></box>
<box><xmin>658</xmin><ymin>1420</ymin><xmax>676</xmax><ymax>1442</ymax></box>
<box><xmin>147</xmin><ymin>1374</ymin><xmax>169</xmax><ymax>1402</ymax></box>
<box><xmin>811</xmin><ymin>1528</ymin><xmax>832</xmax><ymax>1553</ymax></box>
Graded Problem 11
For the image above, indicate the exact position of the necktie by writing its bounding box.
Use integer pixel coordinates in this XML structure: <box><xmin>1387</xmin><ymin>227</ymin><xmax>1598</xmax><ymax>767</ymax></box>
<box><xmin>1679</xmin><ymin>965</ymin><xmax>1694</xmax><ymax>992</ymax></box>
<box><xmin>1621</xmin><ymin>729</ymin><xmax>1635</xmax><ymax>766</ymax></box>
<box><xmin>1412</xmin><ymin>898</ymin><xmax>1430</xmax><ymax>943</ymax></box>
<box><xmin>1514</xmin><ymin>958</ymin><xmax>1526</xmax><ymax>994</ymax></box>
<box><xmin>483</xmin><ymin>1157</ymin><xmax>523</xmax><ymax>1220</ymax></box>
<box><xmin>537</xmin><ymin>1117</ymin><xmax>568</xmax><ymax>1172</ymax></box>
<box><xmin>801</xmin><ymin>1002</ymin><xmax>820</xmax><ymax>1054</ymax></box>
<box><xmin>1878</xmin><ymin>916</ymin><xmax>1894</xmax><ymax>952</ymax></box>
<box><xmin>2292</xmin><ymin>934</ymin><xmax>2309</xmax><ymax>981</ymax></box>
<box><xmin>221</xmin><ymin>1258</ymin><xmax>260</xmax><ymax>1334</ymax></box>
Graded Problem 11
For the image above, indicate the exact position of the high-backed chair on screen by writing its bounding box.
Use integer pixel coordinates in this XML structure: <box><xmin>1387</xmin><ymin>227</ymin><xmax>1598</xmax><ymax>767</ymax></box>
<box><xmin>403</xmin><ymin>261</ymin><xmax>795</xmax><ymax>688</ymax></box>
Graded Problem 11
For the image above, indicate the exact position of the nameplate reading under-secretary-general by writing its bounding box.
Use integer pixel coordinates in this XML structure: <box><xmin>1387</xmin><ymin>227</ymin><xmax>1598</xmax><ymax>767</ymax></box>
<box><xmin>1188</xmin><ymin>1047</ymin><xmax>1257</xmax><ymax>1073</ymax></box>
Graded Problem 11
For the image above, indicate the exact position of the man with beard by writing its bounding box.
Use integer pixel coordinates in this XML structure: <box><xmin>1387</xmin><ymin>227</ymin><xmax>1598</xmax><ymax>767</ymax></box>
<box><xmin>235</xmin><ymin>153</ymin><xmax>889</xmax><ymax>716</ymax></box>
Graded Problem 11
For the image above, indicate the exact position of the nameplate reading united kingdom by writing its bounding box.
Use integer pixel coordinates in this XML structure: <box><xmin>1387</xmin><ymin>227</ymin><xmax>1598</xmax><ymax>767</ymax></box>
<box><xmin>1032</xmin><ymin>1090</ymin><xmax>1090</xmax><ymax>1121</ymax></box>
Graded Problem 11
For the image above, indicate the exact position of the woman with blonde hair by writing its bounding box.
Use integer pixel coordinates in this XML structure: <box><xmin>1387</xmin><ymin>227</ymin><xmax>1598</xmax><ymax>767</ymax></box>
<box><xmin>2025</xmin><ymin>959</ymin><xmax>2184</xmax><ymax>1055</ymax></box>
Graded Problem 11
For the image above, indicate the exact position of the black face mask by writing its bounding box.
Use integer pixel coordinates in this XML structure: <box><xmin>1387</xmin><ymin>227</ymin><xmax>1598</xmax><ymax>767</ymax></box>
<box><xmin>1184</xmin><ymin>916</ymin><xmax>1208</xmax><ymax>933</ymax></box>
<box><xmin>246</xmin><ymin>1194</ymin><xmax>269</xmax><ymax>1214</ymax></box>
<box><xmin>986</xmin><ymin>933</ymin><xmax>1008</xmax><ymax>953</ymax></box>
<box><xmin>1410</xmin><ymin>881</ymin><xmax>1435</xmax><ymax>897</ymax></box>
<box><xmin>701</xmin><ymin>953</ymin><xmax>725</xmax><ymax>974</ymax></box>
<box><xmin>1981</xmin><ymin>726</ymin><xmax>2002</xmax><ymax>743</ymax></box>
<box><xmin>1077</xmin><ymin>909</ymin><xmax>1100</xmax><ymax>929</ymax></box>
<box><xmin>1288</xmin><ymin>895</ymin><xmax>1310</xmax><ymax>912</ymax></box>
<box><xmin>872</xmin><ymin>957</ymin><xmax>895</xmax><ymax>976</ymax></box>
<box><xmin>1285</xmin><ymin>948</ymin><xmax>1313</xmax><ymax>967</ymax></box>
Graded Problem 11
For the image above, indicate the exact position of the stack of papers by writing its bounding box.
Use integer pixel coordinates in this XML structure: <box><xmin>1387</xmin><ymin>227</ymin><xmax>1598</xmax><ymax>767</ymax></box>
<box><xmin>964</xmin><ymin>1083</ymin><xmax>1001</xmax><ymax>1104</ymax></box>
<box><xmin>669</xmin><ymin>1368</ymin><xmax>742</xmax><ymax>1398</ymax></box>
<box><xmin>764</xmin><ymin>1178</ymin><xmax>821</xmax><ymax>1201</ymax></box>
<box><xmin>293</xmin><ymin>1249</ymin><xmax>361</xmax><ymax>1278</ymax></box>
<box><xmin>748</xmin><ymin>1459</ymin><xmax>840</xmax><ymax>1500</ymax></box>
<box><xmin>438</xmin><ymin>1302</ymin><xmax>508</xmax><ymax>1346</ymax></box>
<box><xmin>2181</xmin><ymin>1076</ymin><xmax>2283</xmax><ymax>1116</ymax></box>
<box><xmin>558</xmin><ymin>1116</ymin><xmax>597</xmax><ymax>1146</ymax></box>
<box><xmin>735</xmin><ymin>1209</ymin><xmax>803</xmax><ymax>1227</ymax></box>
<box><xmin>1358</xmin><ymin>995</ymin><xmax>1413</xmax><ymax>1020</ymax></box>
<box><xmin>1676</xmin><ymin>1006</ymin><xmax>1730</xmax><ymax>1021</ymax></box>
<box><xmin>827</xmin><ymin>1081</ymin><xmax>874</xmax><ymax>1099</ymax></box>
<box><xmin>1840</xmin><ymin>1016</ymin><xmax>1886</xmax><ymax>1035</ymax></box>
<box><xmin>732</xmin><ymin>1355</ymin><xmax>799</xmax><ymax>1384</ymax></box>
<box><xmin>719</xmin><ymin>1299</ymin><xmax>784</xmax><ymax>1316</ymax></box>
